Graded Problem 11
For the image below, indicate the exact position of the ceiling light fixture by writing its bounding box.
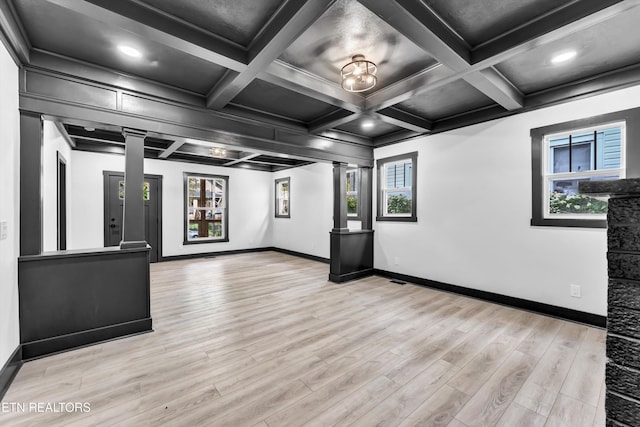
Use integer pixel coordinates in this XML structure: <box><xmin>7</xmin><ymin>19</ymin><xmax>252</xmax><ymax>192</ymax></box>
<box><xmin>341</xmin><ymin>54</ymin><xmax>377</xmax><ymax>92</ymax></box>
<box><xmin>551</xmin><ymin>50</ymin><xmax>577</xmax><ymax>64</ymax></box>
<box><xmin>209</xmin><ymin>147</ymin><xmax>226</xmax><ymax>158</ymax></box>
<box><xmin>118</xmin><ymin>45</ymin><xmax>142</xmax><ymax>58</ymax></box>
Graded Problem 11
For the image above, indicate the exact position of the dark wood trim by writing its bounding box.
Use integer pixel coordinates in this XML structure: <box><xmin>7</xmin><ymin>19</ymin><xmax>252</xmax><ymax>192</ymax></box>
<box><xmin>270</xmin><ymin>247</ymin><xmax>330</xmax><ymax>264</ymax></box>
<box><xmin>333</xmin><ymin>163</ymin><xmax>349</xmax><ymax>231</ymax></box>
<box><xmin>374</xmin><ymin>269</ymin><xmax>606</xmax><ymax>328</ymax></box>
<box><xmin>329</xmin><ymin>268</ymin><xmax>375</xmax><ymax>283</ymax></box>
<box><xmin>274</xmin><ymin>176</ymin><xmax>291</xmax><ymax>218</ymax></box>
<box><xmin>19</xmin><ymin>64</ymin><xmax>374</xmax><ymax>167</ymax></box>
<box><xmin>19</xmin><ymin>111</ymin><xmax>43</xmax><ymax>256</ymax></box>
<box><xmin>0</xmin><ymin>345</ymin><xmax>22</xmax><ymax>401</ymax></box>
<box><xmin>531</xmin><ymin>107</ymin><xmax>640</xmax><ymax>228</ymax></box>
<box><xmin>21</xmin><ymin>319</ymin><xmax>152</xmax><ymax>361</ymax></box>
<box><xmin>159</xmin><ymin>247</ymin><xmax>272</xmax><ymax>262</ymax></box>
<box><xmin>346</xmin><ymin>167</ymin><xmax>362</xmax><ymax>222</ymax></box>
<box><xmin>376</xmin><ymin>151</ymin><xmax>418</xmax><ymax>222</ymax></box>
<box><xmin>159</xmin><ymin>247</ymin><xmax>330</xmax><ymax>264</ymax></box>
<box><xmin>56</xmin><ymin>151</ymin><xmax>67</xmax><ymax>251</ymax></box>
<box><xmin>0</xmin><ymin>0</ymin><xmax>30</xmax><ymax>65</ymax></box>
<box><xmin>183</xmin><ymin>172</ymin><xmax>230</xmax><ymax>244</ymax></box>
<box><xmin>103</xmin><ymin>171</ymin><xmax>163</xmax><ymax>261</ymax></box>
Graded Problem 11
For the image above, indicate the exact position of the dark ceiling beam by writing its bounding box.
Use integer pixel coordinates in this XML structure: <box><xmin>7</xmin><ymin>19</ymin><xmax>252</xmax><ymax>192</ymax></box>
<box><xmin>372</xmin><ymin>130</ymin><xmax>420</xmax><ymax>147</ymax></box>
<box><xmin>29</xmin><ymin>50</ymin><xmax>206</xmax><ymax>107</ymax></box>
<box><xmin>524</xmin><ymin>61</ymin><xmax>640</xmax><ymax>110</ymax></box>
<box><xmin>358</xmin><ymin>0</ymin><xmax>470</xmax><ymax>68</ymax></box>
<box><xmin>158</xmin><ymin>140</ymin><xmax>183</xmax><ymax>159</ymax></box>
<box><xmin>20</xmin><ymin>77</ymin><xmax>373</xmax><ymax>165</ymax></box>
<box><xmin>309</xmin><ymin>110</ymin><xmax>360</xmax><ymax>133</ymax></box>
<box><xmin>359</xmin><ymin>0</ymin><xmax>523</xmax><ymax>111</ymax></box>
<box><xmin>462</xmin><ymin>67</ymin><xmax>523</xmax><ymax>110</ymax></box>
<box><xmin>53</xmin><ymin>121</ymin><xmax>76</xmax><ymax>149</ymax></box>
<box><xmin>317</xmin><ymin>129</ymin><xmax>372</xmax><ymax>146</ymax></box>
<box><xmin>471</xmin><ymin>0</ymin><xmax>633</xmax><ymax>67</ymax></box>
<box><xmin>224</xmin><ymin>153</ymin><xmax>260</xmax><ymax>166</ymax></box>
<box><xmin>46</xmin><ymin>0</ymin><xmax>247</xmax><ymax>71</ymax></box>
<box><xmin>0</xmin><ymin>0</ymin><xmax>30</xmax><ymax>64</ymax></box>
<box><xmin>375</xmin><ymin>108</ymin><xmax>432</xmax><ymax>133</ymax></box>
<box><xmin>261</xmin><ymin>60</ymin><xmax>364</xmax><ymax>112</ymax></box>
<box><xmin>224</xmin><ymin>103</ymin><xmax>311</xmax><ymax>133</ymax></box>
<box><xmin>432</xmin><ymin>61</ymin><xmax>640</xmax><ymax>135</ymax></box>
<box><xmin>206</xmin><ymin>0</ymin><xmax>336</xmax><ymax>109</ymax></box>
<box><xmin>364</xmin><ymin>64</ymin><xmax>456</xmax><ymax>111</ymax></box>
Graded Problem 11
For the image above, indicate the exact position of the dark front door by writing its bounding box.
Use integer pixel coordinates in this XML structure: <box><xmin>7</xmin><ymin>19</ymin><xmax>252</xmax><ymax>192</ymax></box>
<box><xmin>104</xmin><ymin>171</ymin><xmax>162</xmax><ymax>262</ymax></box>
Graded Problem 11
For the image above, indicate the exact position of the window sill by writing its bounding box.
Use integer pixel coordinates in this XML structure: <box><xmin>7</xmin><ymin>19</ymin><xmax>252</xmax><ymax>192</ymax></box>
<box><xmin>376</xmin><ymin>216</ymin><xmax>417</xmax><ymax>222</ymax></box>
<box><xmin>183</xmin><ymin>238</ymin><xmax>229</xmax><ymax>245</ymax></box>
<box><xmin>530</xmin><ymin>217</ymin><xmax>606</xmax><ymax>228</ymax></box>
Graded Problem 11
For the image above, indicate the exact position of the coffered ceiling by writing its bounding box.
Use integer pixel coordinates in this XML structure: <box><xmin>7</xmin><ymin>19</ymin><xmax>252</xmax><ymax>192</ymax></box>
<box><xmin>3</xmin><ymin>0</ymin><xmax>640</xmax><ymax>168</ymax></box>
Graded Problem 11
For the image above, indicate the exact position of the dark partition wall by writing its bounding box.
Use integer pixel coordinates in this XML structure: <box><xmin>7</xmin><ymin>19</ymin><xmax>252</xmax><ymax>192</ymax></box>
<box><xmin>18</xmin><ymin>247</ymin><xmax>152</xmax><ymax>360</ymax></box>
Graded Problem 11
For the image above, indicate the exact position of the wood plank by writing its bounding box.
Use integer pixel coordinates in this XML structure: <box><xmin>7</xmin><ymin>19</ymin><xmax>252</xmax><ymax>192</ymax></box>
<box><xmin>398</xmin><ymin>384</ymin><xmax>470</xmax><ymax>427</ymax></box>
<box><xmin>455</xmin><ymin>350</ymin><xmax>538</xmax><ymax>427</ymax></box>
<box><xmin>544</xmin><ymin>393</ymin><xmax>597</xmax><ymax>427</ymax></box>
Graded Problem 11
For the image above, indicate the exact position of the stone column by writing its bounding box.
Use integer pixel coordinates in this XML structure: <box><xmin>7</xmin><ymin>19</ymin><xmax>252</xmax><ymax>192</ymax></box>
<box><xmin>581</xmin><ymin>178</ymin><xmax>640</xmax><ymax>427</ymax></box>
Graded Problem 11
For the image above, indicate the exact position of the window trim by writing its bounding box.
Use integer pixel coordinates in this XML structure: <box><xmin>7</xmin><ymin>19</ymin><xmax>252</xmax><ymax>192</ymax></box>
<box><xmin>530</xmin><ymin>108</ymin><xmax>640</xmax><ymax>228</ymax></box>
<box><xmin>275</xmin><ymin>176</ymin><xmax>291</xmax><ymax>218</ymax></box>
<box><xmin>183</xmin><ymin>172</ymin><xmax>229</xmax><ymax>244</ymax></box>
<box><xmin>346</xmin><ymin>167</ymin><xmax>361</xmax><ymax>221</ymax></box>
<box><xmin>376</xmin><ymin>152</ymin><xmax>418</xmax><ymax>222</ymax></box>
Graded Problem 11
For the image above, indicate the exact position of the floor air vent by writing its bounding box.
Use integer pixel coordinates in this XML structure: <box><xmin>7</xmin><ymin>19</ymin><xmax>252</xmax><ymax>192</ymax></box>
<box><xmin>390</xmin><ymin>279</ymin><xmax>406</xmax><ymax>285</ymax></box>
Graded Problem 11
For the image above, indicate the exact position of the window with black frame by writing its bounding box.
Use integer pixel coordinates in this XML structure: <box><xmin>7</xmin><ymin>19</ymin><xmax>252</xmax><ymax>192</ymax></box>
<box><xmin>376</xmin><ymin>152</ymin><xmax>417</xmax><ymax>222</ymax></box>
<box><xmin>184</xmin><ymin>173</ymin><xmax>228</xmax><ymax>243</ymax></box>
<box><xmin>529</xmin><ymin>108</ymin><xmax>640</xmax><ymax>228</ymax></box>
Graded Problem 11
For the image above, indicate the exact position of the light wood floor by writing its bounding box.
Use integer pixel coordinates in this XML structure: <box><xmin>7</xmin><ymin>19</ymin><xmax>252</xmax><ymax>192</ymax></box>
<box><xmin>1</xmin><ymin>252</ymin><xmax>605</xmax><ymax>426</ymax></box>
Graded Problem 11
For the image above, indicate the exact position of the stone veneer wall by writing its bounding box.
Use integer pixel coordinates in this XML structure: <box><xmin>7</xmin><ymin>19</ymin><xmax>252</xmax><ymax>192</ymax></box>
<box><xmin>581</xmin><ymin>178</ymin><xmax>640</xmax><ymax>427</ymax></box>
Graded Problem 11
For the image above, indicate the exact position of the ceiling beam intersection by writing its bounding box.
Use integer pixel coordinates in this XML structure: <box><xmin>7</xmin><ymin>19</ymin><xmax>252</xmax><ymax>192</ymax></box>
<box><xmin>205</xmin><ymin>0</ymin><xmax>338</xmax><ymax>109</ymax></box>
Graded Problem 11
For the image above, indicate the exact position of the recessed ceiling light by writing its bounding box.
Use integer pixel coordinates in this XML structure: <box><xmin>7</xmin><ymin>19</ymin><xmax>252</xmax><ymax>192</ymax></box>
<box><xmin>551</xmin><ymin>50</ymin><xmax>577</xmax><ymax>64</ymax></box>
<box><xmin>84</xmin><ymin>127</ymin><xmax>95</xmax><ymax>132</ymax></box>
<box><xmin>118</xmin><ymin>45</ymin><xmax>142</xmax><ymax>58</ymax></box>
<box><xmin>362</xmin><ymin>120</ymin><xmax>375</xmax><ymax>129</ymax></box>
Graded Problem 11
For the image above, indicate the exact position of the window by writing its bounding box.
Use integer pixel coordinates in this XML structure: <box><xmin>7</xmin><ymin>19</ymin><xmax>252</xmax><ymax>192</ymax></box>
<box><xmin>275</xmin><ymin>177</ymin><xmax>290</xmax><ymax>218</ymax></box>
<box><xmin>184</xmin><ymin>173</ymin><xmax>228</xmax><ymax>243</ymax></box>
<box><xmin>530</xmin><ymin>108</ymin><xmax>640</xmax><ymax>227</ymax></box>
<box><xmin>346</xmin><ymin>168</ymin><xmax>359</xmax><ymax>218</ymax></box>
<box><xmin>377</xmin><ymin>152</ymin><xmax>417</xmax><ymax>222</ymax></box>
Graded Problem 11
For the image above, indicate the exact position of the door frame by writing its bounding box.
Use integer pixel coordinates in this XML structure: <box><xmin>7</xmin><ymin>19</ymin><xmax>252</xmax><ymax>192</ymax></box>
<box><xmin>103</xmin><ymin>170</ymin><xmax>163</xmax><ymax>261</ymax></box>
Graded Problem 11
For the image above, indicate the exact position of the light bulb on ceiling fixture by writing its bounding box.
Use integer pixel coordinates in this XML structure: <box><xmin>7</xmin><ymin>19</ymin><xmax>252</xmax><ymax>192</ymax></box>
<box><xmin>341</xmin><ymin>54</ymin><xmax>377</xmax><ymax>93</ymax></box>
<box><xmin>362</xmin><ymin>120</ymin><xmax>375</xmax><ymax>129</ymax></box>
<box><xmin>209</xmin><ymin>147</ymin><xmax>226</xmax><ymax>158</ymax></box>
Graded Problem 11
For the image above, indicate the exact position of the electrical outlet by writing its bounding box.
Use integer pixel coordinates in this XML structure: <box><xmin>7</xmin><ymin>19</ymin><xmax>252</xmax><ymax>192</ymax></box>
<box><xmin>393</xmin><ymin>256</ymin><xmax>399</xmax><ymax>266</ymax></box>
<box><xmin>570</xmin><ymin>284</ymin><xmax>581</xmax><ymax>298</ymax></box>
<box><xmin>0</xmin><ymin>221</ymin><xmax>7</xmax><ymax>240</ymax></box>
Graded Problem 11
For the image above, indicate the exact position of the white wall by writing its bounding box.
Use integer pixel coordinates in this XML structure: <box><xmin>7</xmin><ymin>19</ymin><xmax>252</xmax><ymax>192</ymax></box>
<box><xmin>272</xmin><ymin>162</ymin><xmax>333</xmax><ymax>259</ymax></box>
<box><xmin>42</xmin><ymin>121</ymin><xmax>72</xmax><ymax>252</ymax></box>
<box><xmin>374</xmin><ymin>84</ymin><xmax>640</xmax><ymax>316</ymax></box>
<box><xmin>68</xmin><ymin>150</ymin><xmax>272</xmax><ymax>256</ymax></box>
<box><xmin>0</xmin><ymin>43</ymin><xmax>20</xmax><ymax>367</ymax></box>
